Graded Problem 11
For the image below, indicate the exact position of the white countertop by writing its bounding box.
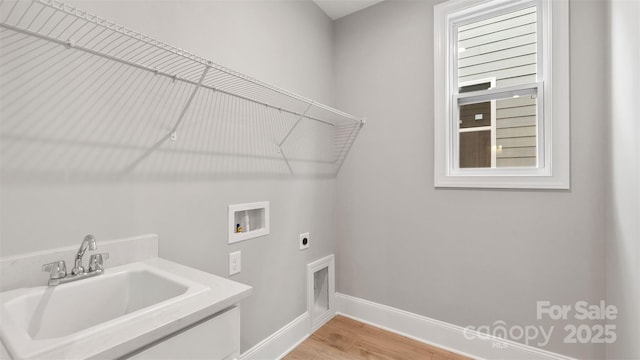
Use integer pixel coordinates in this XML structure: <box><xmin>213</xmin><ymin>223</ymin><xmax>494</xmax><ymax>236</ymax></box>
<box><xmin>0</xmin><ymin>257</ymin><xmax>252</xmax><ymax>359</ymax></box>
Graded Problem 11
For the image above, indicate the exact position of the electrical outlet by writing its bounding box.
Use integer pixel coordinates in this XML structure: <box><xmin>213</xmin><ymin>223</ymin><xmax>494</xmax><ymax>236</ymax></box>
<box><xmin>299</xmin><ymin>232</ymin><xmax>310</xmax><ymax>250</ymax></box>
<box><xmin>229</xmin><ymin>251</ymin><xmax>241</xmax><ymax>276</ymax></box>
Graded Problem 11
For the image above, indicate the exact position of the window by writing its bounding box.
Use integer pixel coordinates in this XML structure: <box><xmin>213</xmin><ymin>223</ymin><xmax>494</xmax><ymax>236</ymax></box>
<box><xmin>458</xmin><ymin>79</ymin><xmax>495</xmax><ymax>168</ymax></box>
<box><xmin>434</xmin><ymin>0</ymin><xmax>569</xmax><ymax>189</ymax></box>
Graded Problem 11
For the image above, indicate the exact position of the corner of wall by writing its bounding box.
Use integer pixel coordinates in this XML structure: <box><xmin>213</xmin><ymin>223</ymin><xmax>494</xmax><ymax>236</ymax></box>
<box><xmin>604</xmin><ymin>0</ymin><xmax>640</xmax><ymax>359</ymax></box>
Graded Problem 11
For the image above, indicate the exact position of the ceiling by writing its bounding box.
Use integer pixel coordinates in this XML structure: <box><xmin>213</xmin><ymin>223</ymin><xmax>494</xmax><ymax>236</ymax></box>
<box><xmin>313</xmin><ymin>0</ymin><xmax>384</xmax><ymax>20</ymax></box>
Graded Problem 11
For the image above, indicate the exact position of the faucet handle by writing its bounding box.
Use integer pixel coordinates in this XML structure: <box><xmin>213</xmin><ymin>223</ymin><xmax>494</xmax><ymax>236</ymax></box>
<box><xmin>88</xmin><ymin>253</ymin><xmax>109</xmax><ymax>273</ymax></box>
<box><xmin>42</xmin><ymin>260</ymin><xmax>67</xmax><ymax>280</ymax></box>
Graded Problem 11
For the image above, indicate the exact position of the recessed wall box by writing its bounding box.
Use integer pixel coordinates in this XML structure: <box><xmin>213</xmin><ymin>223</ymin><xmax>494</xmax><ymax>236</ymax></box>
<box><xmin>228</xmin><ymin>202</ymin><xmax>270</xmax><ymax>244</ymax></box>
<box><xmin>307</xmin><ymin>255</ymin><xmax>335</xmax><ymax>331</ymax></box>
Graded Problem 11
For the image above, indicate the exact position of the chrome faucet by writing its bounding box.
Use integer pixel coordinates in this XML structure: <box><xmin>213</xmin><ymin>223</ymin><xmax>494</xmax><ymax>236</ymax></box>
<box><xmin>42</xmin><ymin>234</ymin><xmax>108</xmax><ymax>286</ymax></box>
<box><xmin>71</xmin><ymin>234</ymin><xmax>97</xmax><ymax>275</ymax></box>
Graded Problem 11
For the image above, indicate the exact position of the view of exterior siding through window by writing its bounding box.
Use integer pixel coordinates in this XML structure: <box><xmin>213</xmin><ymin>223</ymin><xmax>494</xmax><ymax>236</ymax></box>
<box><xmin>457</xmin><ymin>6</ymin><xmax>537</xmax><ymax>168</ymax></box>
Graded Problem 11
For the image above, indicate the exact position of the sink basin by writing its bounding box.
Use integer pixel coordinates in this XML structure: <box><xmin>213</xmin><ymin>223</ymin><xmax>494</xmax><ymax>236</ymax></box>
<box><xmin>6</xmin><ymin>268</ymin><xmax>193</xmax><ymax>340</ymax></box>
<box><xmin>0</xmin><ymin>260</ymin><xmax>221</xmax><ymax>359</ymax></box>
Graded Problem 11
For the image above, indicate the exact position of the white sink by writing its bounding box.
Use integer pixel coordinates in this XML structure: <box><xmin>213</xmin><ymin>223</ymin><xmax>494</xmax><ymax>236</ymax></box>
<box><xmin>0</xmin><ymin>258</ymin><xmax>251</xmax><ymax>359</ymax></box>
<box><xmin>4</xmin><ymin>266</ymin><xmax>197</xmax><ymax>341</ymax></box>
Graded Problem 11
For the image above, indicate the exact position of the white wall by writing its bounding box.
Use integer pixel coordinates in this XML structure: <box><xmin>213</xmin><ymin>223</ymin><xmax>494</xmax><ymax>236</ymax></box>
<box><xmin>0</xmin><ymin>0</ymin><xmax>335</xmax><ymax>352</ymax></box>
<box><xmin>333</xmin><ymin>1</ymin><xmax>606</xmax><ymax>358</ymax></box>
<box><xmin>606</xmin><ymin>0</ymin><xmax>640</xmax><ymax>359</ymax></box>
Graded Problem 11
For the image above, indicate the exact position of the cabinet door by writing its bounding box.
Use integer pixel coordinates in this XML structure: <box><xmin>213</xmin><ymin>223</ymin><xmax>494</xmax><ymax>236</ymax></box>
<box><xmin>127</xmin><ymin>306</ymin><xmax>240</xmax><ymax>360</ymax></box>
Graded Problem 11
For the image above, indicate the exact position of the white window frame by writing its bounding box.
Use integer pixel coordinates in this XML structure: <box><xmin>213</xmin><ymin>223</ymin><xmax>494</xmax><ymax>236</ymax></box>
<box><xmin>434</xmin><ymin>0</ymin><xmax>570</xmax><ymax>189</ymax></box>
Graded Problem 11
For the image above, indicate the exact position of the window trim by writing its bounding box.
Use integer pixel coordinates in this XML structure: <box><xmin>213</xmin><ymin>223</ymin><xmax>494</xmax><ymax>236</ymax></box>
<box><xmin>433</xmin><ymin>0</ymin><xmax>570</xmax><ymax>189</ymax></box>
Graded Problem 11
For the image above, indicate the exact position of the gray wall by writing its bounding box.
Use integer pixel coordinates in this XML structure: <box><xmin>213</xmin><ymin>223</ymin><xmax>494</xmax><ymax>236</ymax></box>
<box><xmin>2</xmin><ymin>1</ymin><xmax>635</xmax><ymax>359</ymax></box>
<box><xmin>333</xmin><ymin>1</ymin><xmax>606</xmax><ymax>358</ymax></box>
<box><xmin>605</xmin><ymin>0</ymin><xmax>640</xmax><ymax>359</ymax></box>
<box><xmin>0</xmin><ymin>0</ymin><xmax>336</xmax><ymax>352</ymax></box>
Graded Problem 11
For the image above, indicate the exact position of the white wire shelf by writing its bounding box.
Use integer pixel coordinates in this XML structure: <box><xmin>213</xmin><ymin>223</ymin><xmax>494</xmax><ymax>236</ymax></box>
<box><xmin>0</xmin><ymin>0</ymin><xmax>364</xmax><ymax>179</ymax></box>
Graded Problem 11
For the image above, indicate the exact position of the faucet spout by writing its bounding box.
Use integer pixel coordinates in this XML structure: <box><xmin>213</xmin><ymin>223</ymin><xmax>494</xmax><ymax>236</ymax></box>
<box><xmin>42</xmin><ymin>234</ymin><xmax>107</xmax><ymax>286</ymax></box>
<box><xmin>72</xmin><ymin>234</ymin><xmax>97</xmax><ymax>275</ymax></box>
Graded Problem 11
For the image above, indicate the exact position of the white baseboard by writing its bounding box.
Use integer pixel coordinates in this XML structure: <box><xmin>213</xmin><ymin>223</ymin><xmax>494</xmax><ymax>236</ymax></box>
<box><xmin>239</xmin><ymin>313</ymin><xmax>310</xmax><ymax>360</ymax></box>
<box><xmin>239</xmin><ymin>293</ymin><xmax>577</xmax><ymax>360</ymax></box>
<box><xmin>336</xmin><ymin>293</ymin><xmax>578</xmax><ymax>360</ymax></box>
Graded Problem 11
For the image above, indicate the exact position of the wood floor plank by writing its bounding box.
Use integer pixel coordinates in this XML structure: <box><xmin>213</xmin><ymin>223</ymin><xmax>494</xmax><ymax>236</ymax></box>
<box><xmin>283</xmin><ymin>315</ymin><xmax>472</xmax><ymax>360</ymax></box>
<box><xmin>310</xmin><ymin>316</ymin><xmax>361</xmax><ymax>353</ymax></box>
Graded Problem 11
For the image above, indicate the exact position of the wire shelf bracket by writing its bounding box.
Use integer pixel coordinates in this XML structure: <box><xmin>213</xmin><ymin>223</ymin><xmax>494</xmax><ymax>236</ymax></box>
<box><xmin>122</xmin><ymin>64</ymin><xmax>212</xmax><ymax>173</ymax></box>
<box><xmin>277</xmin><ymin>102</ymin><xmax>314</xmax><ymax>175</ymax></box>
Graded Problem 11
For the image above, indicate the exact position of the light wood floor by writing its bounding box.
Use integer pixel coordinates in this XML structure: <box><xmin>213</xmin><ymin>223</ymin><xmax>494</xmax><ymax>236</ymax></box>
<box><xmin>283</xmin><ymin>315</ymin><xmax>472</xmax><ymax>360</ymax></box>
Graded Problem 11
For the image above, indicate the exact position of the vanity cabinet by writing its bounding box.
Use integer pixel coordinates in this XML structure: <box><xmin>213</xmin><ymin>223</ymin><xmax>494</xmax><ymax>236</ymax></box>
<box><xmin>125</xmin><ymin>306</ymin><xmax>240</xmax><ymax>360</ymax></box>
